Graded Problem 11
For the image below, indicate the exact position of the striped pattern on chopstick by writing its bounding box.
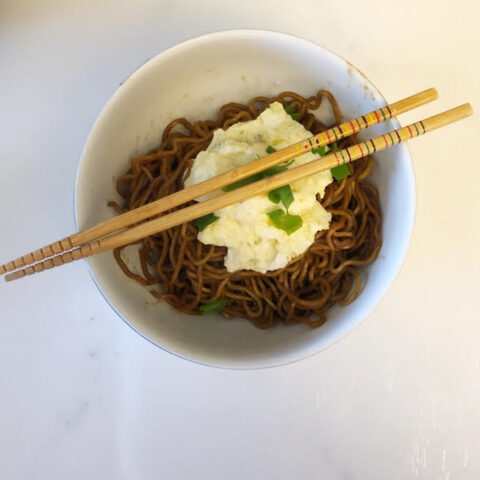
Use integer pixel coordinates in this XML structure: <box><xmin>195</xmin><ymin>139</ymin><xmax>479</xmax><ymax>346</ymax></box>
<box><xmin>294</xmin><ymin>105</ymin><xmax>393</xmax><ymax>155</ymax></box>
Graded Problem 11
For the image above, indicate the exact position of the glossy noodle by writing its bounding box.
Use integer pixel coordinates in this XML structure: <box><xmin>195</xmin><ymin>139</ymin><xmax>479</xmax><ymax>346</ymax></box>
<box><xmin>108</xmin><ymin>90</ymin><xmax>382</xmax><ymax>328</ymax></box>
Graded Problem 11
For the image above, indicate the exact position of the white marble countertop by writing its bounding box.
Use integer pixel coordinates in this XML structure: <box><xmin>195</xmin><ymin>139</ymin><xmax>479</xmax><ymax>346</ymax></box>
<box><xmin>1</xmin><ymin>1</ymin><xmax>479</xmax><ymax>478</ymax></box>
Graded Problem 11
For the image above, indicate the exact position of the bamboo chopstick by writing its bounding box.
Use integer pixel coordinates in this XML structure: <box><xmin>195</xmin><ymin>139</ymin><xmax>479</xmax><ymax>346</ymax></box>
<box><xmin>0</xmin><ymin>88</ymin><xmax>438</xmax><ymax>276</ymax></box>
<box><xmin>4</xmin><ymin>102</ymin><xmax>473</xmax><ymax>282</ymax></box>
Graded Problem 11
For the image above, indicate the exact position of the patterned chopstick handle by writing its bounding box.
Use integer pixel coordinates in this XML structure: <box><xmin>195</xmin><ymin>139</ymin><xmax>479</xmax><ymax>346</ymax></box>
<box><xmin>300</xmin><ymin>87</ymin><xmax>438</xmax><ymax>155</ymax></box>
<box><xmin>330</xmin><ymin>120</ymin><xmax>426</xmax><ymax>167</ymax></box>
<box><xmin>338</xmin><ymin>102</ymin><xmax>472</xmax><ymax>167</ymax></box>
<box><xmin>295</xmin><ymin>105</ymin><xmax>394</xmax><ymax>155</ymax></box>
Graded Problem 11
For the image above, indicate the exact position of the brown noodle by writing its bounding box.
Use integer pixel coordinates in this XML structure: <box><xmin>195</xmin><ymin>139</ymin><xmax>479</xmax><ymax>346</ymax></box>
<box><xmin>109</xmin><ymin>90</ymin><xmax>382</xmax><ymax>328</ymax></box>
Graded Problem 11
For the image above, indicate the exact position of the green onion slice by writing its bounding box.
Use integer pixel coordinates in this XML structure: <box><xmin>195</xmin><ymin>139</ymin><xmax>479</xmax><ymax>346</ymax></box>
<box><xmin>312</xmin><ymin>140</ymin><xmax>351</xmax><ymax>180</ymax></box>
<box><xmin>267</xmin><ymin>209</ymin><xmax>303</xmax><ymax>235</ymax></box>
<box><xmin>311</xmin><ymin>145</ymin><xmax>327</xmax><ymax>156</ymax></box>
<box><xmin>199</xmin><ymin>297</ymin><xmax>228</xmax><ymax>315</ymax></box>
<box><xmin>268</xmin><ymin>184</ymin><xmax>294</xmax><ymax>211</ymax></box>
<box><xmin>196</xmin><ymin>213</ymin><xmax>219</xmax><ymax>232</ymax></box>
<box><xmin>266</xmin><ymin>145</ymin><xmax>277</xmax><ymax>154</ymax></box>
<box><xmin>284</xmin><ymin>104</ymin><xmax>300</xmax><ymax>121</ymax></box>
<box><xmin>330</xmin><ymin>163</ymin><xmax>351</xmax><ymax>180</ymax></box>
<box><xmin>222</xmin><ymin>159</ymin><xmax>294</xmax><ymax>192</ymax></box>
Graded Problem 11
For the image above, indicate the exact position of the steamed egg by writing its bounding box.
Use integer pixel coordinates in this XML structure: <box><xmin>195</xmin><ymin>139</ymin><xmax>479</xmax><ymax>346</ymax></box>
<box><xmin>184</xmin><ymin>102</ymin><xmax>333</xmax><ymax>273</ymax></box>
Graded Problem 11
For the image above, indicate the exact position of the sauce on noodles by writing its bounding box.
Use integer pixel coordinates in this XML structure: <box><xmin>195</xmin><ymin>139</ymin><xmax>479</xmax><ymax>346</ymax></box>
<box><xmin>108</xmin><ymin>90</ymin><xmax>382</xmax><ymax>328</ymax></box>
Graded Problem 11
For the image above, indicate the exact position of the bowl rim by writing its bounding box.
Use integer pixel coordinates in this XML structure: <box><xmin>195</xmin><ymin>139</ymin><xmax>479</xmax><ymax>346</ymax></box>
<box><xmin>74</xmin><ymin>28</ymin><xmax>416</xmax><ymax>369</ymax></box>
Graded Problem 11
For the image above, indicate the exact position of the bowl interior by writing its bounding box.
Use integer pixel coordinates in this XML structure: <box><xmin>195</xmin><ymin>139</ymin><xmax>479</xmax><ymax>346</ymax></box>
<box><xmin>75</xmin><ymin>30</ymin><xmax>414</xmax><ymax>369</ymax></box>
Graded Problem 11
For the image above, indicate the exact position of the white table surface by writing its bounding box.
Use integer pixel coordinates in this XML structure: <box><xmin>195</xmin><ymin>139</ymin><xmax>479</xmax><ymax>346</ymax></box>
<box><xmin>1</xmin><ymin>1</ymin><xmax>479</xmax><ymax>478</ymax></box>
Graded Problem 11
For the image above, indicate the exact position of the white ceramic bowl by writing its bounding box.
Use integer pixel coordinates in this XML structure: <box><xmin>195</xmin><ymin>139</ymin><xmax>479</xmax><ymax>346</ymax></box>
<box><xmin>75</xmin><ymin>30</ymin><xmax>415</xmax><ymax>369</ymax></box>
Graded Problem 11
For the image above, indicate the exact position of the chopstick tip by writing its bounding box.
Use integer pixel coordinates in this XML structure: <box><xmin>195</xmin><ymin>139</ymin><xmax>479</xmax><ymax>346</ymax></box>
<box><xmin>453</xmin><ymin>103</ymin><xmax>474</xmax><ymax>118</ymax></box>
<box><xmin>429</xmin><ymin>87</ymin><xmax>439</xmax><ymax>100</ymax></box>
<box><xmin>5</xmin><ymin>270</ymin><xmax>24</xmax><ymax>282</ymax></box>
<box><xmin>464</xmin><ymin>103</ymin><xmax>474</xmax><ymax>115</ymax></box>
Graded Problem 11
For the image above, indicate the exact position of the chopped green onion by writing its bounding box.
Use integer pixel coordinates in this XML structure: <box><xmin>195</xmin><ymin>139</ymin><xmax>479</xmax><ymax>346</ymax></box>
<box><xmin>311</xmin><ymin>145</ymin><xmax>327</xmax><ymax>156</ymax></box>
<box><xmin>222</xmin><ymin>159</ymin><xmax>295</xmax><ymax>192</ymax></box>
<box><xmin>221</xmin><ymin>173</ymin><xmax>262</xmax><ymax>191</ymax></box>
<box><xmin>328</xmin><ymin>142</ymin><xmax>351</xmax><ymax>179</ymax></box>
<box><xmin>267</xmin><ymin>209</ymin><xmax>303</xmax><ymax>235</ymax></box>
<box><xmin>199</xmin><ymin>297</ymin><xmax>228</xmax><ymax>315</ymax></box>
<box><xmin>268</xmin><ymin>184</ymin><xmax>294</xmax><ymax>211</ymax></box>
<box><xmin>266</xmin><ymin>145</ymin><xmax>277</xmax><ymax>154</ymax></box>
<box><xmin>267</xmin><ymin>159</ymin><xmax>295</xmax><ymax>171</ymax></box>
<box><xmin>330</xmin><ymin>163</ymin><xmax>351</xmax><ymax>180</ymax></box>
<box><xmin>196</xmin><ymin>213</ymin><xmax>219</xmax><ymax>231</ymax></box>
<box><xmin>312</xmin><ymin>141</ymin><xmax>350</xmax><ymax>180</ymax></box>
<box><xmin>284</xmin><ymin>104</ymin><xmax>300</xmax><ymax>121</ymax></box>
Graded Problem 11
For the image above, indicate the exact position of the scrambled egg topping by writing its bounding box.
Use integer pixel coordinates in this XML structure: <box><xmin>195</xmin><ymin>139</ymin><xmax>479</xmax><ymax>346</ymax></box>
<box><xmin>184</xmin><ymin>102</ymin><xmax>333</xmax><ymax>273</ymax></box>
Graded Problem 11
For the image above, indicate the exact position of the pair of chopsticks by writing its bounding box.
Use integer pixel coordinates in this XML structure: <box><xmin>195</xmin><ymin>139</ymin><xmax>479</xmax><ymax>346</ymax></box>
<box><xmin>1</xmin><ymin>88</ymin><xmax>473</xmax><ymax>282</ymax></box>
